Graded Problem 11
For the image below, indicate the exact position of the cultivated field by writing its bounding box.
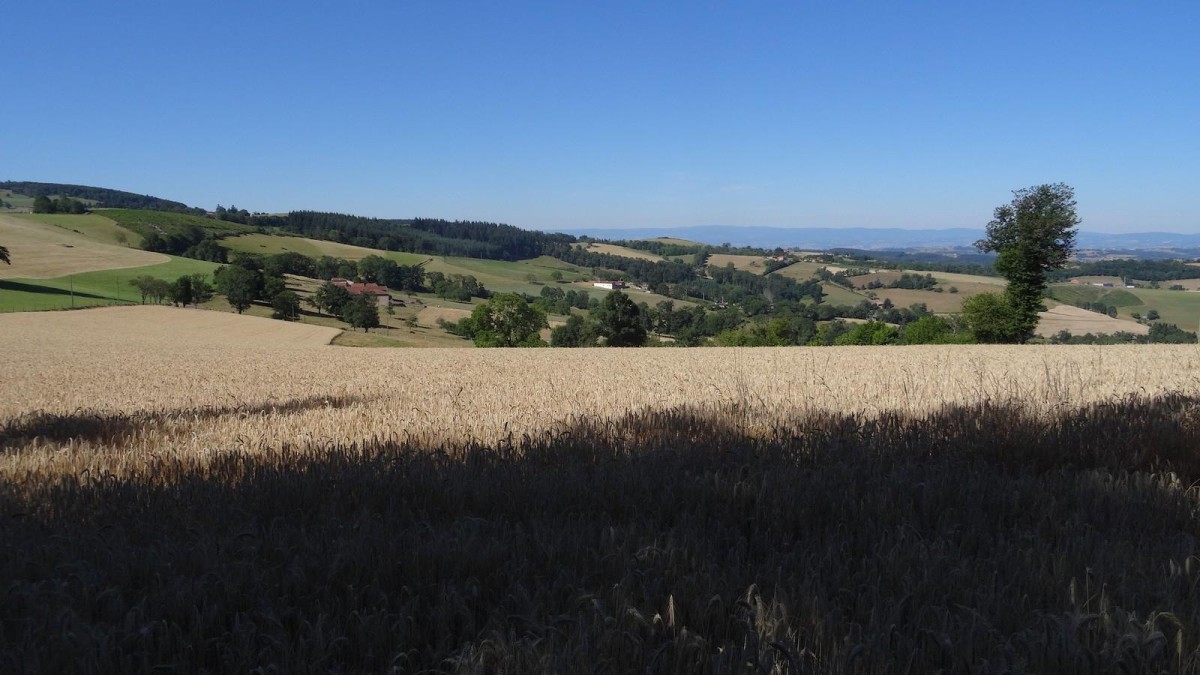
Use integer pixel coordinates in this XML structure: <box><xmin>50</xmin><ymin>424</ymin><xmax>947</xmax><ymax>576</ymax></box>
<box><xmin>1036</xmin><ymin>304</ymin><xmax>1149</xmax><ymax>337</ymax></box>
<box><xmin>0</xmin><ymin>214</ymin><xmax>167</xmax><ymax>279</ymax></box>
<box><xmin>707</xmin><ymin>253</ymin><xmax>769</xmax><ymax>273</ymax></box>
<box><xmin>575</xmin><ymin>241</ymin><xmax>664</xmax><ymax>261</ymax></box>
<box><xmin>871</xmin><ymin>287</ymin><xmax>968</xmax><ymax>312</ymax></box>
<box><xmin>14</xmin><ymin>212</ymin><xmax>144</xmax><ymax>247</ymax></box>
<box><xmin>3</xmin><ymin>309</ymin><xmax>1200</xmax><ymax>672</ymax></box>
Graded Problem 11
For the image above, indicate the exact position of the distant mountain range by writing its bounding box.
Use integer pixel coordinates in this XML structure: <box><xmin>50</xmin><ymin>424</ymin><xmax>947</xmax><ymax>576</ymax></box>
<box><xmin>551</xmin><ymin>225</ymin><xmax>1200</xmax><ymax>253</ymax></box>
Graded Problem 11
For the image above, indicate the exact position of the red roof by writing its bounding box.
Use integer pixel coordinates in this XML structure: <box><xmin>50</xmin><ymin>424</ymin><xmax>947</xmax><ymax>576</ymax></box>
<box><xmin>331</xmin><ymin>279</ymin><xmax>389</xmax><ymax>296</ymax></box>
<box><xmin>348</xmin><ymin>282</ymin><xmax>389</xmax><ymax>296</ymax></box>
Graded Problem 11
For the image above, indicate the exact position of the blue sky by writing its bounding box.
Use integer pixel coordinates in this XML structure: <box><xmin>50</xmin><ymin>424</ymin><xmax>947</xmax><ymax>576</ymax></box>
<box><xmin>4</xmin><ymin>1</ymin><xmax>1198</xmax><ymax>233</ymax></box>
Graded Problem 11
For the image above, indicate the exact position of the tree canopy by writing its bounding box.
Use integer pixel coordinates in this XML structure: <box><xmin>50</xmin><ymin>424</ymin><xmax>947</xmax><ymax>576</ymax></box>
<box><xmin>214</xmin><ymin>265</ymin><xmax>263</xmax><ymax>314</ymax></box>
<box><xmin>976</xmin><ymin>183</ymin><xmax>1080</xmax><ymax>342</ymax></box>
<box><xmin>468</xmin><ymin>293</ymin><xmax>548</xmax><ymax>347</ymax></box>
<box><xmin>341</xmin><ymin>295</ymin><xmax>380</xmax><ymax>331</ymax></box>
<box><xmin>592</xmin><ymin>291</ymin><xmax>647</xmax><ymax>347</ymax></box>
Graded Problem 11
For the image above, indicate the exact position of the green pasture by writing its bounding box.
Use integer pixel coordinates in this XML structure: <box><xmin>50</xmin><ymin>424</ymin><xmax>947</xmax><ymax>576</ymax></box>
<box><xmin>97</xmin><ymin>208</ymin><xmax>253</xmax><ymax>238</ymax></box>
<box><xmin>818</xmin><ymin>282</ymin><xmax>867</xmax><ymax>306</ymax></box>
<box><xmin>1119</xmin><ymin>287</ymin><xmax>1200</xmax><ymax>328</ymax></box>
<box><xmin>0</xmin><ymin>256</ymin><xmax>220</xmax><ymax>312</ymax></box>
<box><xmin>0</xmin><ymin>190</ymin><xmax>34</xmax><ymax>209</ymax></box>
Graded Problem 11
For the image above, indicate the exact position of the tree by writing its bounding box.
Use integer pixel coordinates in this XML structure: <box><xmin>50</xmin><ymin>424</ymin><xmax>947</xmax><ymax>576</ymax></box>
<box><xmin>272</xmin><ymin>291</ymin><xmax>302</xmax><ymax>321</ymax></box>
<box><xmin>961</xmin><ymin>292</ymin><xmax>1022</xmax><ymax>343</ymax></box>
<box><xmin>189</xmin><ymin>274</ymin><xmax>214</xmax><ymax>305</ymax></box>
<box><xmin>130</xmin><ymin>275</ymin><xmax>158</xmax><ymax>304</ymax></box>
<box><xmin>32</xmin><ymin>195</ymin><xmax>55</xmax><ymax>213</ymax></box>
<box><xmin>0</xmin><ymin>246</ymin><xmax>8</xmax><ymax>264</ymax></box>
<box><xmin>902</xmin><ymin>315</ymin><xmax>972</xmax><ymax>345</ymax></box>
<box><xmin>311</xmin><ymin>281</ymin><xmax>352</xmax><ymax>317</ymax></box>
<box><xmin>550</xmin><ymin>314</ymin><xmax>596</xmax><ymax>347</ymax></box>
<box><xmin>214</xmin><ymin>265</ymin><xmax>262</xmax><ymax>314</ymax></box>
<box><xmin>169</xmin><ymin>276</ymin><xmax>194</xmax><ymax>307</ymax></box>
<box><xmin>591</xmin><ymin>290</ymin><xmax>646</xmax><ymax>347</ymax></box>
<box><xmin>1147</xmin><ymin>308</ymin><xmax>1160</xmax><ymax>321</ymax></box>
<box><xmin>468</xmin><ymin>293</ymin><xmax>548</xmax><ymax>347</ymax></box>
<box><xmin>976</xmin><ymin>183</ymin><xmax>1080</xmax><ymax>342</ymax></box>
<box><xmin>342</xmin><ymin>295</ymin><xmax>380</xmax><ymax>331</ymax></box>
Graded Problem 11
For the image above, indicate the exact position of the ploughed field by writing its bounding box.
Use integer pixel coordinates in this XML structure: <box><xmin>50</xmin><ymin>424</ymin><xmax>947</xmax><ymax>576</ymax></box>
<box><xmin>3</xmin><ymin>306</ymin><xmax>1200</xmax><ymax>673</ymax></box>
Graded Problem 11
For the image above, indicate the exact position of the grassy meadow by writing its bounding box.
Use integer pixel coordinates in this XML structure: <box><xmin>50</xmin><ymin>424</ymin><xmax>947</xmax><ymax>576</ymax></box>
<box><xmin>3</xmin><ymin>307</ymin><xmax>1200</xmax><ymax>672</ymax></box>
<box><xmin>0</xmin><ymin>256</ymin><xmax>220</xmax><ymax>312</ymax></box>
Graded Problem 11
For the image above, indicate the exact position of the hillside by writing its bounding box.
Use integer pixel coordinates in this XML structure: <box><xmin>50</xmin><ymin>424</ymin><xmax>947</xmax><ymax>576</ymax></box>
<box><xmin>3</xmin><ymin>180</ymin><xmax>1195</xmax><ymax>345</ymax></box>
<box><xmin>0</xmin><ymin>214</ymin><xmax>166</xmax><ymax>279</ymax></box>
<box><xmin>0</xmin><ymin>181</ymin><xmax>193</xmax><ymax>212</ymax></box>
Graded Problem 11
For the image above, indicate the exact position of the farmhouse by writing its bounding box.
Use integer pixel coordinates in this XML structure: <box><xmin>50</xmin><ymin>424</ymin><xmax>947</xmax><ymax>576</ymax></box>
<box><xmin>593</xmin><ymin>280</ymin><xmax>627</xmax><ymax>290</ymax></box>
<box><xmin>331</xmin><ymin>278</ymin><xmax>393</xmax><ymax>308</ymax></box>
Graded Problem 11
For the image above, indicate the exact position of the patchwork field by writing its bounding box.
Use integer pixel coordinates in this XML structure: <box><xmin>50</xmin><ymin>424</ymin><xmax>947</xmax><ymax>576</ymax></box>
<box><xmin>3</xmin><ymin>311</ymin><xmax>1200</xmax><ymax>672</ymax></box>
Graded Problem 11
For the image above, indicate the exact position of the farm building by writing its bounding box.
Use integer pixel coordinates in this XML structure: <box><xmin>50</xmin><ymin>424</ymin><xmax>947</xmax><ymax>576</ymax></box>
<box><xmin>593</xmin><ymin>280</ymin><xmax>627</xmax><ymax>290</ymax></box>
<box><xmin>331</xmin><ymin>278</ymin><xmax>393</xmax><ymax>308</ymax></box>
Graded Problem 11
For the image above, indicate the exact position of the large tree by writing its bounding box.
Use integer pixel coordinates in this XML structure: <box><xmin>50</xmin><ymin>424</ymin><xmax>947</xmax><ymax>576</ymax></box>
<box><xmin>468</xmin><ymin>293</ymin><xmax>547</xmax><ymax>347</ymax></box>
<box><xmin>976</xmin><ymin>183</ymin><xmax>1080</xmax><ymax>342</ymax></box>
<box><xmin>550</xmin><ymin>314</ymin><xmax>596</xmax><ymax>347</ymax></box>
<box><xmin>592</xmin><ymin>290</ymin><xmax>647</xmax><ymax>347</ymax></box>
<box><xmin>341</xmin><ymin>295</ymin><xmax>380</xmax><ymax>331</ymax></box>
<box><xmin>214</xmin><ymin>265</ymin><xmax>263</xmax><ymax>314</ymax></box>
<box><xmin>310</xmin><ymin>281</ymin><xmax>353</xmax><ymax>317</ymax></box>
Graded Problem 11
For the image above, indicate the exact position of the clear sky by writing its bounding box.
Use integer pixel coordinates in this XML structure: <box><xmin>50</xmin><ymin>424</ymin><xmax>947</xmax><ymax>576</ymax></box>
<box><xmin>4</xmin><ymin>1</ymin><xmax>1198</xmax><ymax>233</ymax></box>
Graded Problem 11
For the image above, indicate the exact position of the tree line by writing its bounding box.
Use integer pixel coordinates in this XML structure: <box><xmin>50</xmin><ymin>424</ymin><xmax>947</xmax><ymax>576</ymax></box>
<box><xmin>1</xmin><ymin>181</ymin><xmax>193</xmax><ymax>211</ymax></box>
<box><xmin>257</xmin><ymin>212</ymin><xmax>576</xmax><ymax>261</ymax></box>
<box><xmin>129</xmin><ymin>274</ymin><xmax>215</xmax><ymax>307</ymax></box>
<box><xmin>442</xmin><ymin>290</ymin><xmax>650</xmax><ymax>348</ymax></box>
<box><xmin>32</xmin><ymin>195</ymin><xmax>88</xmax><ymax>214</ymax></box>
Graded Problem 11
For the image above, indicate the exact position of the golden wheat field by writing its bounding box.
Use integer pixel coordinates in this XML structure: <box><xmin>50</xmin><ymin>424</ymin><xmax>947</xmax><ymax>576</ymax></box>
<box><xmin>2</xmin><ymin>305</ymin><xmax>1198</xmax><ymax>471</ymax></box>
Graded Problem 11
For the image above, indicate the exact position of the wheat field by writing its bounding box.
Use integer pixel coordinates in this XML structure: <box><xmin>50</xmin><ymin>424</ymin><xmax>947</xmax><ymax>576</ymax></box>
<box><xmin>2</xmin><ymin>306</ymin><xmax>1198</xmax><ymax>467</ymax></box>
<box><xmin>4</xmin><ymin>306</ymin><xmax>1200</xmax><ymax>673</ymax></box>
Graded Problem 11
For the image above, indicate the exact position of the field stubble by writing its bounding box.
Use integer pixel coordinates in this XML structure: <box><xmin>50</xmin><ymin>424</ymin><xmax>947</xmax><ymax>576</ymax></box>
<box><xmin>4</xmin><ymin>308</ymin><xmax>1200</xmax><ymax>672</ymax></box>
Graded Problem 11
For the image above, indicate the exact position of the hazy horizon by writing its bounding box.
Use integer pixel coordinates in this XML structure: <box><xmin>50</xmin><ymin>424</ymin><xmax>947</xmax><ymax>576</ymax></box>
<box><xmin>5</xmin><ymin>2</ymin><xmax>1197</xmax><ymax>234</ymax></box>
